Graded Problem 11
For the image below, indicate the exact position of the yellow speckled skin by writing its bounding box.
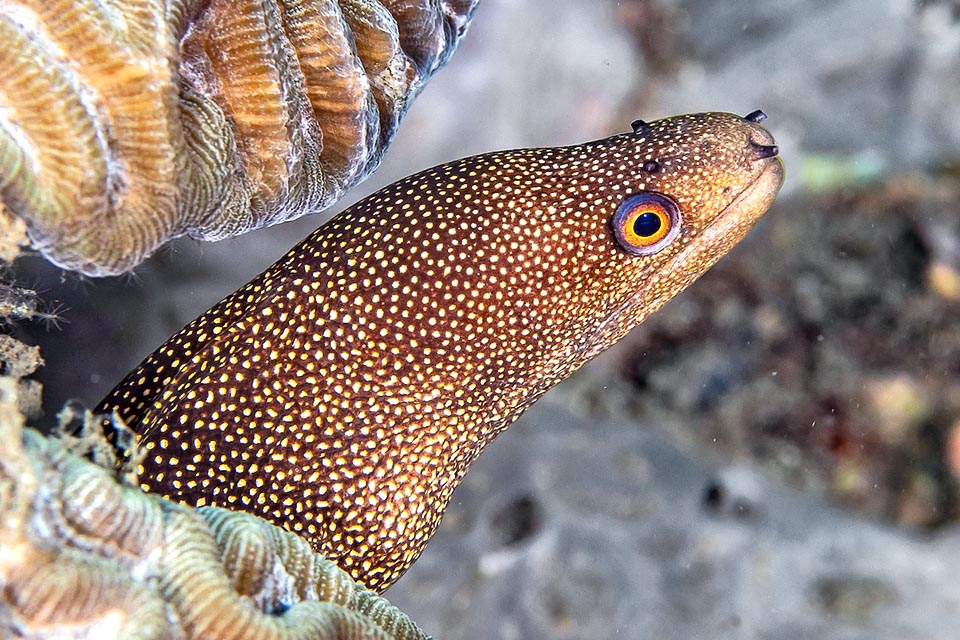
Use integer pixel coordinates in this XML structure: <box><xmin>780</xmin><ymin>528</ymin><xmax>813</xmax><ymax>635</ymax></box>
<box><xmin>97</xmin><ymin>112</ymin><xmax>784</xmax><ymax>592</ymax></box>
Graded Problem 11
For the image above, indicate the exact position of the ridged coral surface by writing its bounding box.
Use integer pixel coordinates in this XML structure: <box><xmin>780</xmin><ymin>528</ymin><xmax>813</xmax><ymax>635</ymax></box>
<box><xmin>0</xmin><ymin>391</ymin><xmax>428</xmax><ymax>640</ymax></box>
<box><xmin>0</xmin><ymin>0</ymin><xmax>478</xmax><ymax>275</ymax></box>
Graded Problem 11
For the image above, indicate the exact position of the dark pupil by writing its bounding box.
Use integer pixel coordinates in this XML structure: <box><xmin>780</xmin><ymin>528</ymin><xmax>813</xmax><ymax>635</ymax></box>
<box><xmin>633</xmin><ymin>211</ymin><xmax>662</xmax><ymax>237</ymax></box>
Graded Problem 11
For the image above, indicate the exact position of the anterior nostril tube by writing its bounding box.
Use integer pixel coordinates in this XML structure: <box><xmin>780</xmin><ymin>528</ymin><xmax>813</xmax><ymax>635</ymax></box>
<box><xmin>751</xmin><ymin>143</ymin><xmax>779</xmax><ymax>159</ymax></box>
<box><xmin>744</xmin><ymin>110</ymin><xmax>767</xmax><ymax>123</ymax></box>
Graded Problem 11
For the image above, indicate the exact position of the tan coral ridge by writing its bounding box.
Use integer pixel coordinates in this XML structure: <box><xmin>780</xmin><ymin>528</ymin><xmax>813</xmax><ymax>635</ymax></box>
<box><xmin>0</xmin><ymin>393</ymin><xmax>429</xmax><ymax>640</ymax></box>
<box><xmin>0</xmin><ymin>0</ymin><xmax>478</xmax><ymax>276</ymax></box>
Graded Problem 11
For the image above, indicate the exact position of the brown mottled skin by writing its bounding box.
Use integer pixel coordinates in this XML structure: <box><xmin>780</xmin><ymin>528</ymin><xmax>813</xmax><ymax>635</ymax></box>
<box><xmin>97</xmin><ymin>112</ymin><xmax>784</xmax><ymax>592</ymax></box>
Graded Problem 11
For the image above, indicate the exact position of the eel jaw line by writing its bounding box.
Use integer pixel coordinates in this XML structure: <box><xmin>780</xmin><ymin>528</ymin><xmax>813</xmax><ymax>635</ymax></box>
<box><xmin>686</xmin><ymin>153</ymin><xmax>785</xmax><ymax>265</ymax></box>
<box><xmin>661</xmin><ymin>153</ymin><xmax>785</xmax><ymax>302</ymax></box>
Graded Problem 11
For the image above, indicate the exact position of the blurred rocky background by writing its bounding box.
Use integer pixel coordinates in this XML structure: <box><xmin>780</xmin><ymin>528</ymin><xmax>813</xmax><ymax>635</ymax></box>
<box><xmin>7</xmin><ymin>0</ymin><xmax>960</xmax><ymax>638</ymax></box>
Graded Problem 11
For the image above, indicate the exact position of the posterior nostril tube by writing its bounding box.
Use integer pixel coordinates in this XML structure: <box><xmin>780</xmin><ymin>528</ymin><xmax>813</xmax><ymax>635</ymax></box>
<box><xmin>751</xmin><ymin>143</ymin><xmax>779</xmax><ymax>159</ymax></box>
<box><xmin>744</xmin><ymin>110</ymin><xmax>767</xmax><ymax>123</ymax></box>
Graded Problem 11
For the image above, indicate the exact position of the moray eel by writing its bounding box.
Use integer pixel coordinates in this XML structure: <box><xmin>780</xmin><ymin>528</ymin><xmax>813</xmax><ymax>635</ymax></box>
<box><xmin>97</xmin><ymin>111</ymin><xmax>784</xmax><ymax>592</ymax></box>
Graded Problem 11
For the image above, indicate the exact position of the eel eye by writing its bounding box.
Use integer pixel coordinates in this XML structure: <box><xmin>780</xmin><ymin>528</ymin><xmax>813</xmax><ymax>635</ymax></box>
<box><xmin>611</xmin><ymin>192</ymin><xmax>682</xmax><ymax>255</ymax></box>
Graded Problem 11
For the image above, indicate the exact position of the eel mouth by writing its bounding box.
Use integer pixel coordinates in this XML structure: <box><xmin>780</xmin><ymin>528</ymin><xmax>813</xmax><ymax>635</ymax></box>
<box><xmin>648</xmin><ymin>159</ymin><xmax>783</xmax><ymax>324</ymax></box>
<box><xmin>664</xmin><ymin>124</ymin><xmax>785</xmax><ymax>281</ymax></box>
<box><xmin>692</xmin><ymin>151</ymin><xmax>786</xmax><ymax>259</ymax></box>
<box><xmin>732</xmin><ymin>153</ymin><xmax>782</xmax><ymax>218</ymax></box>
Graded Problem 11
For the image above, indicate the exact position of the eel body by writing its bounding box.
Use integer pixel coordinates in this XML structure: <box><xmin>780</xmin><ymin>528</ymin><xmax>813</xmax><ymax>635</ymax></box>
<box><xmin>97</xmin><ymin>112</ymin><xmax>784</xmax><ymax>592</ymax></box>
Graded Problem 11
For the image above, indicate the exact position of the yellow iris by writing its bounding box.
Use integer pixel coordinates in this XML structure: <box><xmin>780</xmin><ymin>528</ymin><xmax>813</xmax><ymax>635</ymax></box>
<box><xmin>611</xmin><ymin>192</ymin><xmax>681</xmax><ymax>255</ymax></box>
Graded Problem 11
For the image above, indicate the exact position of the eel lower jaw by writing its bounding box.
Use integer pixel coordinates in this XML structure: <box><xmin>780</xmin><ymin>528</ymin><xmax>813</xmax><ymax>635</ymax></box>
<box><xmin>734</xmin><ymin>153</ymin><xmax>784</xmax><ymax>217</ymax></box>
<box><xmin>670</xmin><ymin>154</ymin><xmax>785</xmax><ymax>276</ymax></box>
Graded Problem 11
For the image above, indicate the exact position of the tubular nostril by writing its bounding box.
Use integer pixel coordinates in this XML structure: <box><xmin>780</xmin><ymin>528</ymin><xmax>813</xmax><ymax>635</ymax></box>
<box><xmin>751</xmin><ymin>143</ymin><xmax>779</xmax><ymax>159</ymax></box>
<box><xmin>744</xmin><ymin>110</ymin><xmax>767</xmax><ymax>123</ymax></box>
